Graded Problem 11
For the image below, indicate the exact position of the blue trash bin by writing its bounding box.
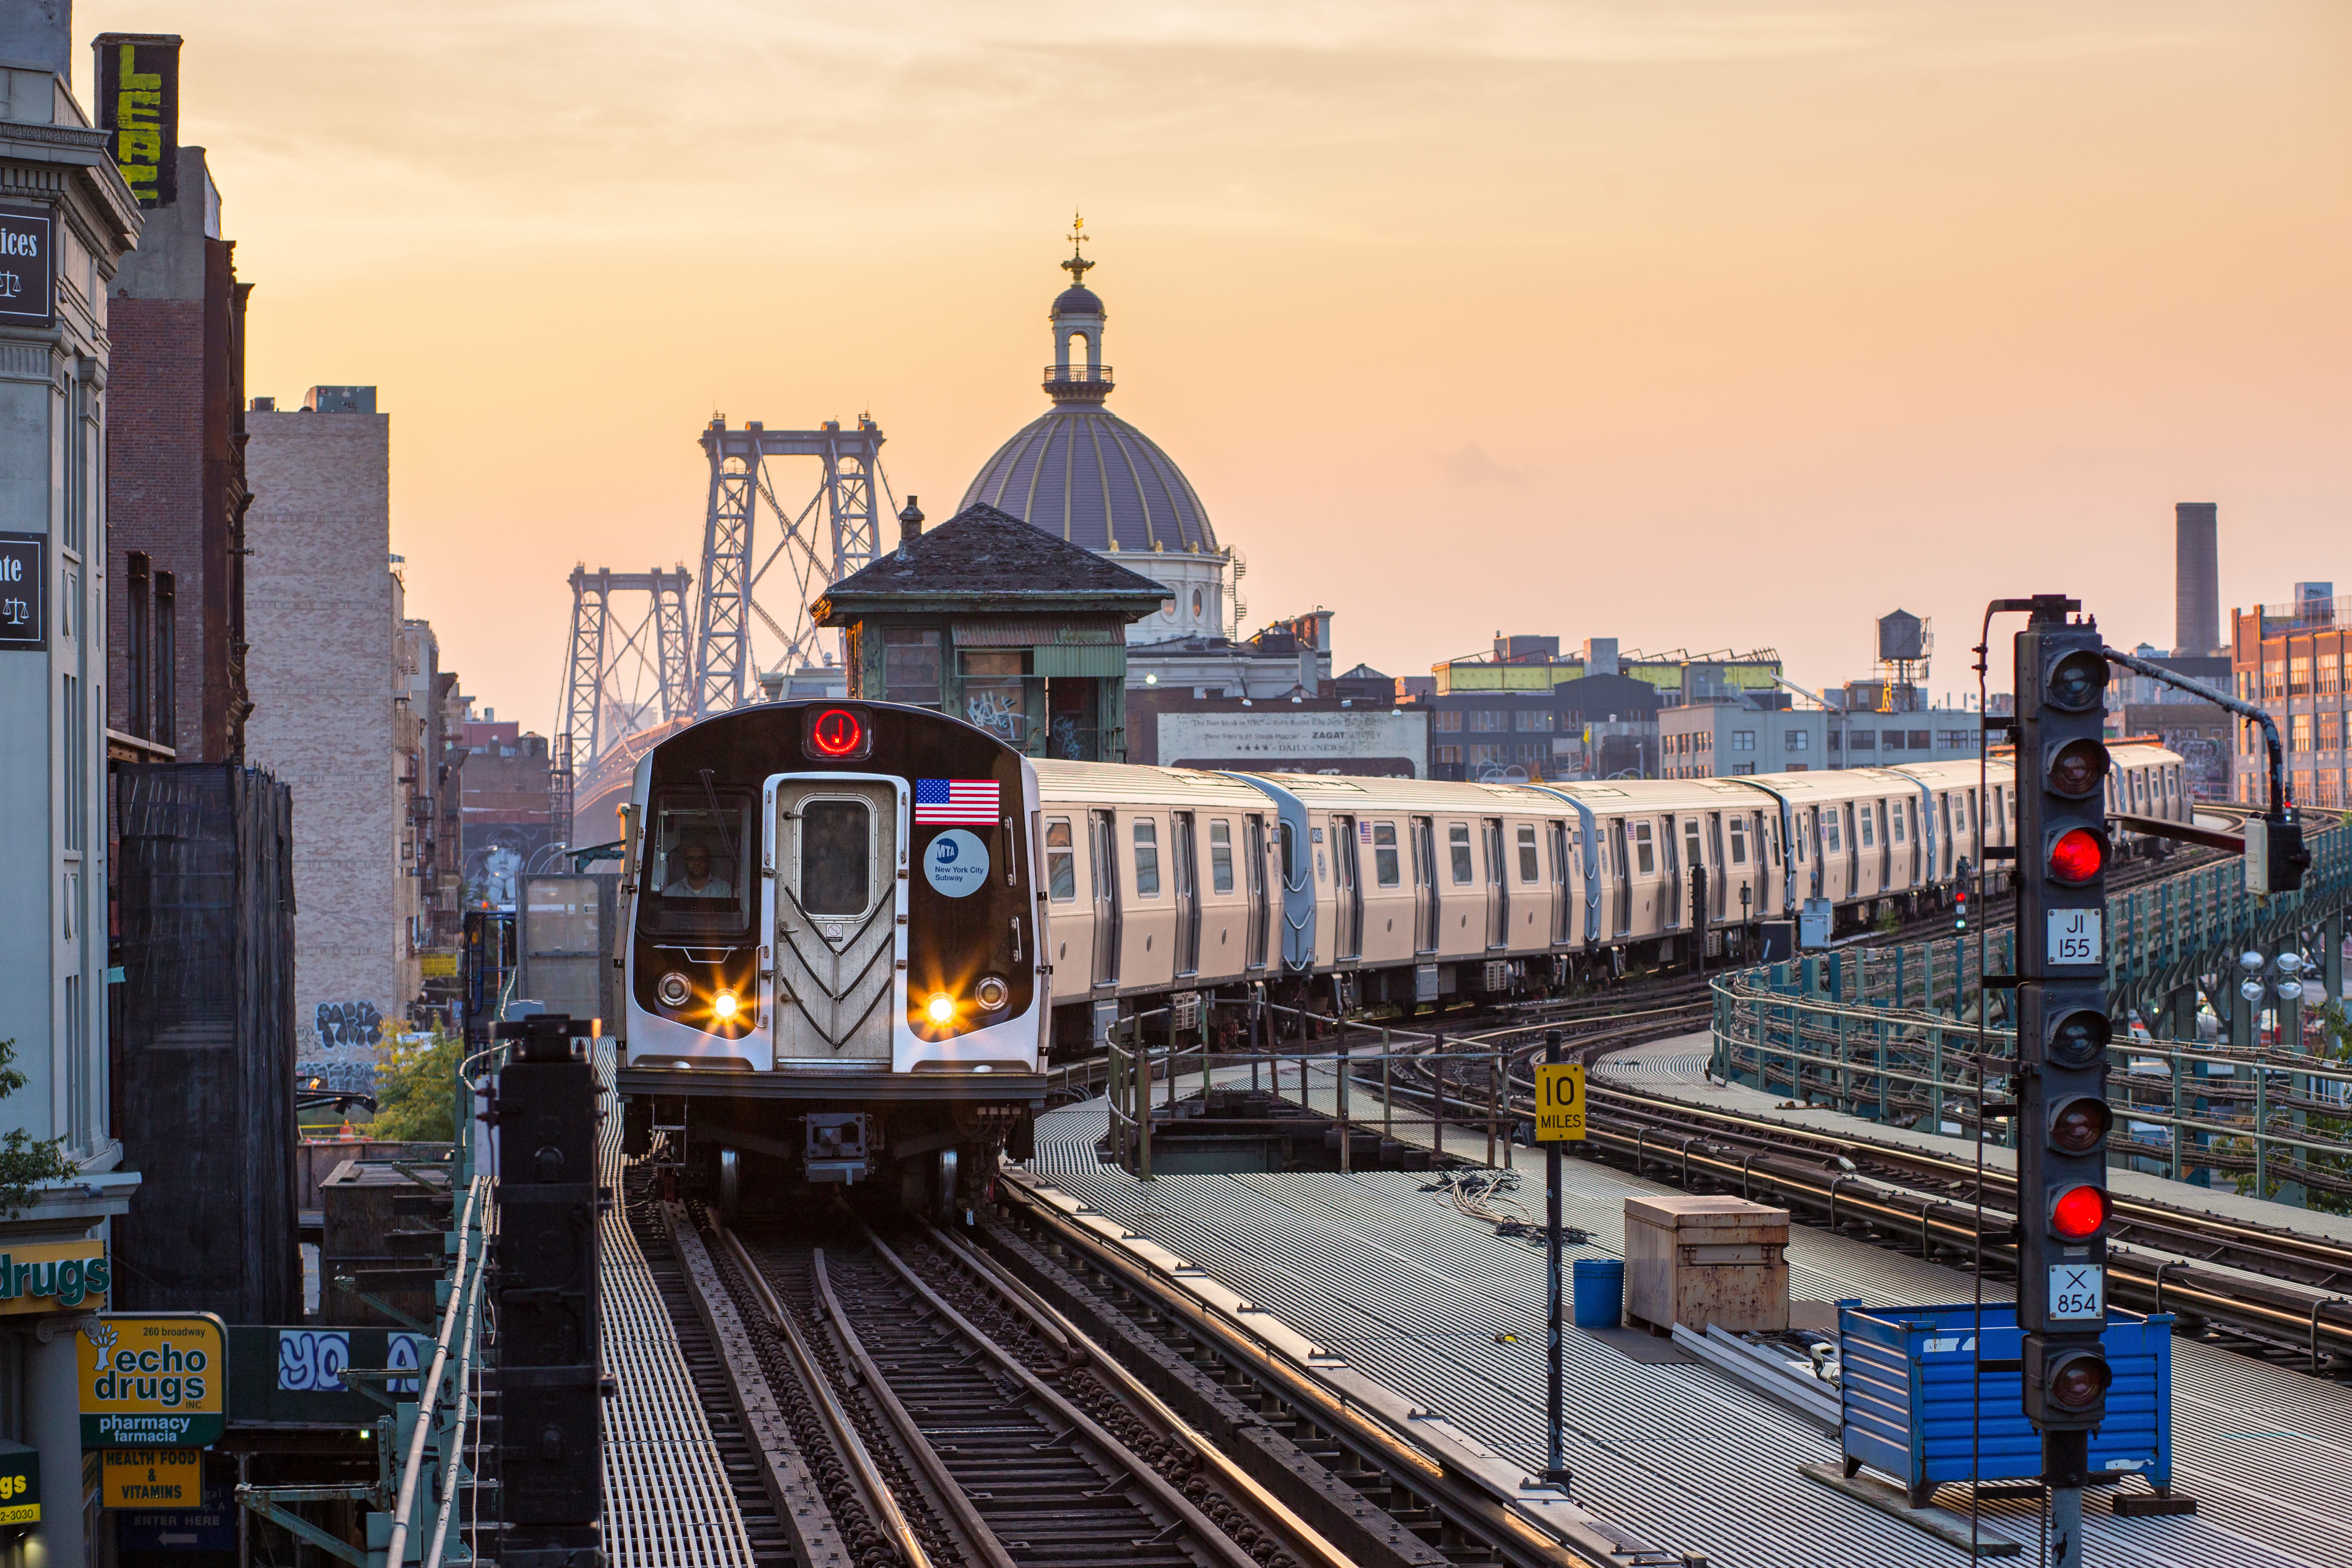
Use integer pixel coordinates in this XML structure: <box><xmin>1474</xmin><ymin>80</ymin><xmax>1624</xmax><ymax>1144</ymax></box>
<box><xmin>1572</xmin><ymin>1258</ymin><xmax>1623</xmax><ymax>1329</ymax></box>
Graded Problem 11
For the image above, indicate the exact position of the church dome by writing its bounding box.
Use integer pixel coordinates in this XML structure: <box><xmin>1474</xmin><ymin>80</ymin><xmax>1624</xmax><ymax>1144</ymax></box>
<box><xmin>961</xmin><ymin>407</ymin><xmax>1216</xmax><ymax>554</ymax></box>
<box><xmin>960</xmin><ymin>236</ymin><xmax>1218</xmax><ymax>555</ymax></box>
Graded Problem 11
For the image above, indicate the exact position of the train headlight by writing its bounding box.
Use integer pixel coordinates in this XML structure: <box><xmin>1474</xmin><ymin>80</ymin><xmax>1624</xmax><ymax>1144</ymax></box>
<box><xmin>975</xmin><ymin>975</ymin><xmax>1009</xmax><ymax>1011</ymax></box>
<box><xmin>657</xmin><ymin>972</ymin><xmax>692</xmax><ymax>1009</ymax></box>
<box><xmin>926</xmin><ymin>991</ymin><xmax>957</xmax><ymax>1025</ymax></box>
<box><xmin>710</xmin><ymin>989</ymin><xmax>740</xmax><ymax>1022</ymax></box>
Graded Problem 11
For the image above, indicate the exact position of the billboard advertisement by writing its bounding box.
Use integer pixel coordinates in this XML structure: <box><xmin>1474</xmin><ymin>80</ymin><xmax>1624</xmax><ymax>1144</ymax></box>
<box><xmin>1158</xmin><ymin>710</ymin><xmax>1426</xmax><ymax>778</ymax></box>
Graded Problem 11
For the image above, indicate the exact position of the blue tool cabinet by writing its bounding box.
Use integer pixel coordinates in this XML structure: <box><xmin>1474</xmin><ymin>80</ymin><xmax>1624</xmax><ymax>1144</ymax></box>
<box><xmin>1838</xmin><ymin>1302</ymin><xmax>2173</xmax><ymax>1507</ymax></box>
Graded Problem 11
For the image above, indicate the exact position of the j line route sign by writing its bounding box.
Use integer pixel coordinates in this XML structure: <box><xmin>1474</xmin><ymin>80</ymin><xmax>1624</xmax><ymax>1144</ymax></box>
<box><xmin>1535</xmin><ymin>1063</ymin><xmax>1586</xmax><ymax>1142</ymax></box>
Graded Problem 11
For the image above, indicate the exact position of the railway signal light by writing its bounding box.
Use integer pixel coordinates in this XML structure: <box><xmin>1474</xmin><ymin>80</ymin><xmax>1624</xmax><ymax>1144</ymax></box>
<box><xmin>803</xmin><ymin>703</ymin><xmax>872</xmax><ymax>761</ymax></box>
<box><xmin>2011</xmin><ymin>599</ymin><xmax>2114</xmax><ymax>1450</ymax></box>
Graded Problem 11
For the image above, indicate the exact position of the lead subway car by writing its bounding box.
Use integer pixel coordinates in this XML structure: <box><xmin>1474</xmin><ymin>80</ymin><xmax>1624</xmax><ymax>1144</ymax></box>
<box><xmin>616</xmin><ymin>701</ymin><xmax>1044</xmax><ymax>1212</ymax></box>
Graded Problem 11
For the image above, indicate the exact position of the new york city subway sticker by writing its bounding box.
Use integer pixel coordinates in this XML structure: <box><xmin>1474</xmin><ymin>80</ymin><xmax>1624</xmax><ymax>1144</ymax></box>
<box><xmin>923</xmin><ymin>829</ymin><xmax>990</xmax><ymax>898</ymax></box>
<box><xmin>80</xmin><ymin>1315</ymin><xmax>226</xmax><ymax>1447</ymax></box>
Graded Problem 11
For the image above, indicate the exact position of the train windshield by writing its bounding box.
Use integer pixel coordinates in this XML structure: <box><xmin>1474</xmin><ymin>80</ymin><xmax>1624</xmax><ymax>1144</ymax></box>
<box><xmin>643</xmin><ymin>790</ymin><xmax>757</xmax><ymax>938</ymax></box>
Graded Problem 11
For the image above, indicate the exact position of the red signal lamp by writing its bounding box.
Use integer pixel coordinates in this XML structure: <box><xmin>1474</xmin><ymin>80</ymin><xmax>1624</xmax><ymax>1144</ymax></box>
<box><xmin>2048</xmin><ymin>827</ymin><xmax>2105</xmax><ymax>884</ymax></box>
<box><xmin>2051</xmin><ymin>1183</ymin><xmax>2109</xmax><ymax>1241</ymax></box>
<box><xmin>806</xmin><ymin>706</ymin><xmax>869</xmax><ymax>760</ymax></box>
<box><xmin>2049</xmin><ymin>1353</ymin><xmax>2111</xmax><ymax>1411</ymax></box>
<box><xmin>2049</xmin><ymin>1097</ymin><xmax>2112</xmax><ymax>1155</ymax></box>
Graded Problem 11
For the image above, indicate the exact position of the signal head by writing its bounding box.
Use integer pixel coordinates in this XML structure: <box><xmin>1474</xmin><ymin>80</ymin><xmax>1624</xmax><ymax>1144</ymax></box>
<box><xmin>2044</xmin><ymin>649</ymin><xmax>2109</xmax><ymax>712</ymax></box>
<box><xmin>2047</xmin><ymin>826</ymin><xmax>2106</xmax><ymax>884</ymax></box>
<box><xmin>2048</xmin><ymin>1350</ymin><xmax>2112</xmax><ymax>1412</ymax></box>
<box><xmin>2045</xmin><ymin>737</ymin><xmax>2110</xmax><ymax>800</ymax></box>
<box><xmin>2045</xmin><ymin>1007</ymin><xmax>2110</xmax><ymax>1068</ymax></box>
<box><xmin>803</xmin><ymin>704</ymin><xmax>872</xmax><ymax>761</ymax></box>
<box><xmin>2050</xmin><ymin>1183</ymin><xmax>2109</xmax><ymax>1242</ymax></box>
<box><xmin>2049</xmin><ymin>1096</ymin><xmax>2112</xmax><ymax>1155</ymax></box>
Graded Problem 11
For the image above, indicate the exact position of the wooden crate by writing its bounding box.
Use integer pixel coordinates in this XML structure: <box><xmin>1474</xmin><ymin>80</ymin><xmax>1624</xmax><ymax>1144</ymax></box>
<box><xmin>1624</xmin><ymin>1194</ymin><xmax>1790</xmax><ymax>1334</ymax></box>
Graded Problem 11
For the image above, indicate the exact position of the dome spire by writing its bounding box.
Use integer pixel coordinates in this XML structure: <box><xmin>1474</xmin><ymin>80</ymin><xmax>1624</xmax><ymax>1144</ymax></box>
<box><xmin>1046</xmin><ymin>214</ymin><xmax>1113</xmax><ymax>404</ymax></box>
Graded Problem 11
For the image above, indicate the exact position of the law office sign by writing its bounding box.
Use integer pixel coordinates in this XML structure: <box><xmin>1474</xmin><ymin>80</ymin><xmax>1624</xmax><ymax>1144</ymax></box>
<box><xmin>80</xmin><ymin>1314</ymin><xmax>226</xmax><ymax>1446</ymax></box>
<box><xmin>0</xmin><ymin>206</ymin><xmax>53</xmax><ymax>327</ymax></box>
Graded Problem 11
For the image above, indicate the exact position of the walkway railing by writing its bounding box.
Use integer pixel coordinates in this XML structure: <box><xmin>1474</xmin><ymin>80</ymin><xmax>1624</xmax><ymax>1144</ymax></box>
<box><xmin>1708</xmin><ymin>811</ymin><xmax>2352</xmax><ymax>1204</ymax></box>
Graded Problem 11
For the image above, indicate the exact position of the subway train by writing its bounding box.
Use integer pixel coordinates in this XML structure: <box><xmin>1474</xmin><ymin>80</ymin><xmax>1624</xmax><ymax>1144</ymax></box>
<box><xmin>613</xmin><ymin>697</ymin><xmax>2184</xmax><ymax>1200</ymax></box>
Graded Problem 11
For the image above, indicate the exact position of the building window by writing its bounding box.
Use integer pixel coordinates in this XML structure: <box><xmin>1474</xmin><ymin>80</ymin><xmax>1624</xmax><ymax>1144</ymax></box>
<box><xmin>1881</xmin><ymin>731</ymin><xmax>1906</xmax><ymax>752</ymax></box>
<box><xmin>154</xmin><ymin>572</ymin><xmax>178</xmax><ymax>743</ymax></box>
<box><xmin>1731</xmin><ymin>761</ymin><xmax>1755</xmax><ymax>775</ymax></box>
<box><xmin>126</xmin><ymin>552</ymin><xmax>151</xmax><ymax>739</ymax></box>
<box><xmin>1467</xmin><ymin>743</ymin><xmax>1506</xmax><ymax>766</ymax></box>
<box><xmin>1939</xmin><ymin>730</ymin><xmax>1967</xmax><ymax>749</ymax></box>
<box><xmin>1469</xmin><ymin>710</ymin><xmax>1507</xmax><ymax>732</ymax></box>
<box><xmin>1909</xmin><ymin>729</ymin><xmax>1931</xmax><ymax>750</ymax></box>
<box><xmin>1434</xmin><ymin>744</ymin><xmax>1462</xmax><ymax>765</ymax></box>
<box><xmin>1731</xmin><ymin>731</ymin><xmax>1755</xmax><ymax>752</ymax></box>
<box><xmin>883</xmin><ymin>628</ymin><xmax>942</xmax><ymax>707</ymax></box>
<box><xmin>2292</xmin><ymin>714</ymin><xmax>2314</xmax><ymax>752</ymax></box>
<box><xmin>1848</xmin><ymin>730</ymin><xmax>1875</xmax><ymax>751</ymax></box>
<box><xmin>1785</xmin><ymin>731</ymin><xmax>1808</xmax><ymax>751</ymax></box>
<box><xmin>1433</xmin><ymin>710</ymin><xmax>1462</xmax><ymax>732</ymax></box>
<box><xmin>1515</xmin><ymin>710</ymin><xmax>1554</xmax><ymax>732</ymax></box>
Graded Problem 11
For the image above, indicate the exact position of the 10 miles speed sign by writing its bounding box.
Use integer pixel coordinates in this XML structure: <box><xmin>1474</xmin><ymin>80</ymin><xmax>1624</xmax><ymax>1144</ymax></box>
<box><xmin>1535</xmin><ymin>1063</ymin><xmax>1586</xmax><ymax>1142</ymax></box>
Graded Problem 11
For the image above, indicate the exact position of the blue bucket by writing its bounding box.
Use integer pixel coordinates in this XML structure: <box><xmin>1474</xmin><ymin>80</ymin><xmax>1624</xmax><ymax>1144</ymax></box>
<box><xmin>1571</xmin><ymin>1258</ymin><xmax>1623</xmax><ymax>1329</ymax></box>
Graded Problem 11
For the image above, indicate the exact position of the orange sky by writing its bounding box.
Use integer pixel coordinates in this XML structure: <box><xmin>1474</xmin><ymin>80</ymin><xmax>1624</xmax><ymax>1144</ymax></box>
<box><xmin>82</xmin><ymin>0</ymin><xmax>2352</xmax><ymax>721</ymax></box>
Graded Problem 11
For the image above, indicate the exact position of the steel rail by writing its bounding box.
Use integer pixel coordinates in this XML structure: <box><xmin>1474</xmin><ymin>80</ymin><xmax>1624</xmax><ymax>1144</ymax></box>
<box><xmin>995</xmin><ymin>1178</ymin><xmax>1626</xmax><ymax>1568</ymax></box>
<box><xmin>716</xmin><ymin>1227</ymin><xmax>936</xmax><ymax>1568</ymax></box>
<box><xmin>857</xmin><ymin>1223</ymin><xmax>1277</xmax><ymax>1568</ymax></box>
<box><xmin>805</xmin><ymin>1248</ymin><xmax>1020</xmax><ymax>1568</ymax></box>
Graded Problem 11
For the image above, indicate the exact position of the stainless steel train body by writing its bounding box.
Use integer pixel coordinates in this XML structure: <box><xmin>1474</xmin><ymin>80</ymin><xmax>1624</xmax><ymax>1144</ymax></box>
<box><xmin>615</xmin><ymin>701</ymin><xmax>1046</xmax><ymax>1203</ymax></box>
<box><xmin>1032</xmin><ymin>744</ymin><xmax>2188</xmax><ymax>1035</ymax></box>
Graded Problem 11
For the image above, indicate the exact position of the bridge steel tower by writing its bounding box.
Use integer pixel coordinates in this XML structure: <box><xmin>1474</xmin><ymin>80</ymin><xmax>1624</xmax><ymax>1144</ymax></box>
<box><xmin>692</xmin><ymin>417</ymin><xmax>885</xmax><ymax>716</ymax></box>
<box><xmin>560</xmin><ymin>565</ymin><xmax>694</xmax><ymax>780</ymax></box>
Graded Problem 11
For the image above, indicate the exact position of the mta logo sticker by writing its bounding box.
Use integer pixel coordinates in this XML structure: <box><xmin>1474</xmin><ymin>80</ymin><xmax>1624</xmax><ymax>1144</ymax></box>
<box><xmin>924</xmin><ymin>829</ymin><xmax>989</xmax><ymax>898</ymax></box>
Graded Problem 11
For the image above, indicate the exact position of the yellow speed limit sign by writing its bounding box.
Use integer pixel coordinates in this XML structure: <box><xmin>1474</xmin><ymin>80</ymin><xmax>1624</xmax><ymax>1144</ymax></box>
<box><xmin>1535</xmin><ymin>1063</ymin><xmax>1585</xmax><ymax>1141</ymax></box>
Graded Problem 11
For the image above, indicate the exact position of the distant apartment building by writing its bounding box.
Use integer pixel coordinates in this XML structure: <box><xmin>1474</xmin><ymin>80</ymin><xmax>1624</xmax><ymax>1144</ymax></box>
<box><xmin>245</xmin><ymin>385</ymin><xmax>431</xmax><ymax>1068</ymax></box>
<box><xmin>105</xmin><ymin>140</ymin><xmax>251</xmax><ymax>760</ymax></box>
<box><xmin>2231</xmin><ymin>593</ymin><xmax>2352</xmax><ymax>810</ymax></box>
<box><xmin>457</xmin><ymin>708</ymin><xmax>556</xmax><ymax>911</ymax></box>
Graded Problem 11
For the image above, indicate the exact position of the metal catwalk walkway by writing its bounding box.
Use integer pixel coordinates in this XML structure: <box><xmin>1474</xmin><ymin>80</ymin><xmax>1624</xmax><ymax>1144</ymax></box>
<box><xmin>597</xmin><ymin>1042</ymin><xmax>760</xmax><ymax>1568</ymax></box>
<box><xmin>1028</xmin><ymin>1091</ymin><xmax>2352</xmax><ymax>1567</ymax></box>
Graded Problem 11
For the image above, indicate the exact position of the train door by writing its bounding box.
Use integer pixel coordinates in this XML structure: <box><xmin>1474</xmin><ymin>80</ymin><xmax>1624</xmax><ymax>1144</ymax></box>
<box><xmin>1332</xmin><ymin>814</ymin><xmax>1362</xmax><ymax>962</ymax></box>
<box><xmin>1245</xmin><ymin>813</ymin><xmax>1271</xmax><ymax>970</ymax></box>
<box><xmin>1841</xmin><ymin>803</ymin><xmax>1859</xmax><ymax>898</ymax></box>
<box><xmin>1682</xmin><ymin>817</ymin><xmax>1707</xmax><ymax>925</ymax></box>
<box><xmin>1661</xmin><ymin>816</ymin><xmax>1683</xmax><ymax>929</ymax></box>
<box><xmin>1088</xmin><ymin>809</ymin><xmax>1121</xmax><ymax>988</ymax></box>
<box><xmin>1172</xmin><ymin>811</ymin><xmax>1201</xmax><ymax>978</ymax></box>
<box><xmin>772</xmin><ymin>780</ymin><xmax>898</xmax><ymax>1061</ymax></box>
<box><xmin>1482</xmin><ymin>817</ymin><xmax>1508</xmax><ymax>948</ymax></box>
<box><xmin>1549</xmin><ymin>821</ymin><xmax>1572</xmax><ymax>943</ymax></box>
<box><xmin>1609</xmin><ymin>819</ymin><xmax>1633</xmax><ymax>935</ymax></box>
<box><xmin>1412</xmin><ymin>816</ymin><xmax>1439</xmax><ymax>954</ymax></box>
<box><xmin>1939</xmin><ymin>794</ymin><xmax>1955</xmax><ymax>877</ymax></box>
<box><xmin>1706</xmin><ymin>814</ymin><xmax>1727</xmax><ymax>919</ymax></box>
<box><xmin>1876</xmin><ymin>801</ymin><xmax>1892</xmax><ymax>889</ymax></box>
<box><xmin>1804</xmin><ymin>807</ymin><xmax>1821</xmax><ymax>898</ymax></box>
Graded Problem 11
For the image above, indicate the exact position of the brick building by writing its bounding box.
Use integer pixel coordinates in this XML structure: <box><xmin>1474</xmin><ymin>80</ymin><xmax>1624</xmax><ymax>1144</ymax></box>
<box><xmin>457</xmin><ymin>709</ymin><xmax>557</xmax><ymax>911</ymax></box>
<box><xmin>2231</xmin><ymin>594</ymin><xmax>2352</xmax><ymax>810</ymax></box>
<box><xmin>245</xmin><ymin>386</ymin><xmax>423</xmax><ymax>1067</ymax></box>
<box><xmin>104</xmin><ymin>141</ymin><xmax>251</xmax><ymax>760</ymax></box>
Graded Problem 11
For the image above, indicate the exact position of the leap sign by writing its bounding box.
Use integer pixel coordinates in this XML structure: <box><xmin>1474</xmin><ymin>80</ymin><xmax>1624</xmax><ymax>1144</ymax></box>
<box><xmin>1535</xmin><ymin>1063</ymin><xmax>1586</xmax><ymax>1142</ymax></box>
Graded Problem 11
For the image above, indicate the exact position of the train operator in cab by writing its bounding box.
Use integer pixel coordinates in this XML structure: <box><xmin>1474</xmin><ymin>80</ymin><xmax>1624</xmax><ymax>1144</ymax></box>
<box><xmin>662</xmin><ymin>842</ymin><xmax>735</xmax><ymax>900</ymax></box>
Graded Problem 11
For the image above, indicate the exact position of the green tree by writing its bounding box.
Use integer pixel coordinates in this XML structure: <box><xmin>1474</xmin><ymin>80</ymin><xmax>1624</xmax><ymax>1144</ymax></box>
<box><xmin>2224</xmin><ymin>999</ymin><xmax>2352</xmax><ymax>1214</ymax></box>
<box><xmin>369</xmin><ymin>1032</ymin><xmax>464</xmax><ymax>1144</ymax></box>
<box><xmin>0</xmin><ymin>1039</ymin><xmax>87</xmax><ymax>1219</ymax></box>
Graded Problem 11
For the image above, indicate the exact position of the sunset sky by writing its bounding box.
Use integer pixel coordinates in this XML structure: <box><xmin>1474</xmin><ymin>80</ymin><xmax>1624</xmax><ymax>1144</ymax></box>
<box><xmin>80</xmin><ymin>0</ymin><xmax>2352</xmax><ymax>722</ymax></box>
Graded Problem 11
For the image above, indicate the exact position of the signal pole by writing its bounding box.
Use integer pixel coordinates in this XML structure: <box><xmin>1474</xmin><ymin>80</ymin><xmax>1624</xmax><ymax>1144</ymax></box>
<box><xmin>2011</xmin><ymin>597</ymin><xmax>2115</xmax><ymax>1568</ymax></box>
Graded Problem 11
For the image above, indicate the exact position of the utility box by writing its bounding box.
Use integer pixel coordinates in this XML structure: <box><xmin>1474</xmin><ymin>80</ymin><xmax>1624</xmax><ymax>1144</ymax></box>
<box><xmin>1624</xmin><ymin>1195</ymin><xmax>1790</xmax><ymax>1334</ymax></box>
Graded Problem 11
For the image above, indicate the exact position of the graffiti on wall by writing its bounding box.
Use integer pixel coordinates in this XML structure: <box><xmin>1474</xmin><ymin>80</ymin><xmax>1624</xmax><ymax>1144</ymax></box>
<box><xmin>315</xmin><ymin>1001</ymin><xmax>383</xmax><ymax>1053</ymax></box>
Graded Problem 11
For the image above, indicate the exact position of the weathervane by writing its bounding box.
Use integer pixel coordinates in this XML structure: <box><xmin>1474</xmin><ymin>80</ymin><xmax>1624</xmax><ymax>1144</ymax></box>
<box><xmin>1062</xmin><ymin>208</ymin><xmax>1093</xmax><ymax>286</ymax></box>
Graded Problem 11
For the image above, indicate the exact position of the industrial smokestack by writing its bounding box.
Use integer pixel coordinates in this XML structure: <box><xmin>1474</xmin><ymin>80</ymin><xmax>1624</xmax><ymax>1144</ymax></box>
<box><xmin>2175</xmin><ymin>502</ymin><xmax>2219</xmax><ymax>657</ymax></box>
<box><xmin>895</xmin><ymin>495</ymin><xmax>923</xmax><ymax>560</ymax></box>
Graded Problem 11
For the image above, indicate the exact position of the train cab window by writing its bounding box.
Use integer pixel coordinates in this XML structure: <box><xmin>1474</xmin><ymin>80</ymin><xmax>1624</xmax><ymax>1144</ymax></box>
<box><xmin>1858</xmin><ymin>808</ymin><xmax>1875</xmax><ymax>849</ymax></box>
<box><xmin>1279</xmin><ymin>820</ymin><xmax>1298</xmax><ymax>885</ymax></box>
<box><xmin>1448</xmin><ymin>823</ymin><xmax>1475</xmax><ymax>884</ymax></box>
<box><xmin>1631</xmin><ymin>822</ymin><xmax>1656</xmax><ymax>875</ymax></box>
<box><xmin>1373</xmin><ymin>822</ymin><xmax>1401</xmax><ymax>887</ymax></box>
<box><xmin>798</xmin><ymin>799</ymin><xmax>873</xmax><ymax>916</ymax></box>
<box><xmin>1133</xmin><ymin>819</ymin><xmax>1162</xmax><ymax>897</ymax></box>
<box><xmin>1044</xmin><ymin>817</ymin><xmax>1077</xmax><ymax>902</ymax></box>
<box><xmin>1210</xmin><ymin>819</ymin><xmax>1235</xmax><ymax>893</ymax></box>
<box><xmin>1516</xmin><ymin>823</ymin><xmax>1540</xmax><ymax>883</ymax></box>
<box><xmin>643</xmin><ymin>792</ymin><xmax>755</xmax><ymax>936</ymax></box>
<box><xmin>1729</xmin><ymin>819</ymin><xmax>1748</xmax><ymax>865</ymax></box>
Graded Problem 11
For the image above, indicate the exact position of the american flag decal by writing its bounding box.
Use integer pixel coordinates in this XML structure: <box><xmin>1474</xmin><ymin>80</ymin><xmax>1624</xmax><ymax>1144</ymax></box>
<box><xmin>914</xmin><ymin>778</ymin><xmax>1000</xmax><ymax>826</ymax></box>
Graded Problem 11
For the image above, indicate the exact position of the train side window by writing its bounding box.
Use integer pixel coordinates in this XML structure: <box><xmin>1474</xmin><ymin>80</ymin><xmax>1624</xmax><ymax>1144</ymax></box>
<box><xmin>1821</xmin><ymin>813</ymin><xmax>1841</xmax><ymax>853</ymax></box>
<box><xmin>1448</xmin><ymin>823</ymin><xmax>1475</xmax><ymax>884</ymax></box>
<box><xmin>799</xmin><ymin>799</ymin><xmax>872</xmax><ymax>916</ymax></box>
<box><xmin>1631</xmin><ymin>822</ymin><xmax>1656</xmax><ymax>875</ymax></box>
<box><xmin>643</xmin><ymin>790</ymin><xmax>755</xmax><ymax>936</ymax></box>
<box><xmin>1045</xmin><ymin>816</ymin><xmax>1077</xmax><ymax>902</ymax></box>
<box><xmin>1891</xmin><ymin>804</ymin><xmax>1906</xmax><ymax>842</ymax></box>
<box><xmin>1729</xmin><ymin>819</ymin><xmax>1748</xmax><ymax>865</ymax></box>
<box><xmin>1373</xmin><ymin>821</ymin><xmax>1400</xmax><ymax>887</ymax></box>
<box><xmin>1858</xmin><ymin>808</ymin><xmax>1875</xmax><ymax>849</ymax></box>
<box><xmin>1209</xmin><ymin>819</ymin><xmax>1235</xmax><ymax>893</ymax></box>
<box><xmin>1516</xmin><ymin>823</ymin><xmax>1540</xmax><ymax>883</ymax></box>
<box><xmin>1133</xmin><ymin>818</ymin><xmax>1162</xmax><ymax>897</ymax></box>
